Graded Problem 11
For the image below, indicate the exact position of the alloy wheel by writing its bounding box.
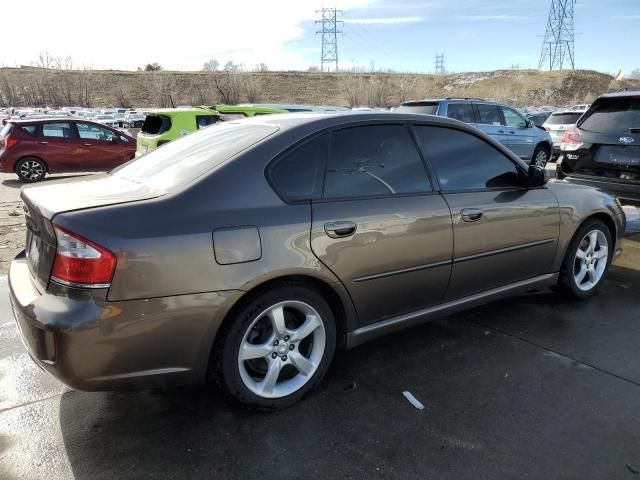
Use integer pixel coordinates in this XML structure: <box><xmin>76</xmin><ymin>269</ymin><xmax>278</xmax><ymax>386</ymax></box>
<box><xmin>19</xmin><ymin>160</ymin><xmax>44</xmax><ymax>181</ymax></box>
<box><xmin>237</xmin><ymin>300</ymin><xmax>326</xmax><ymax>399</ymax></box>
<box><xmin>573</xmin><ymin>230</ymin><xmax>608</xmax><ymax>291</ymax></box>
<box><xmin>534</xmin><ymin>149</ymin><xmax>548</xmax><ymax>167</ymax></box>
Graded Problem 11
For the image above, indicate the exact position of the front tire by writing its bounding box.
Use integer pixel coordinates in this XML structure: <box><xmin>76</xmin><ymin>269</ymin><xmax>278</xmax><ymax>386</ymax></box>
<box><xmin>532</xmin><ymin>144</ymin><xmax>550</xmax><ymax>168</ymax></box>
<box><xmin>213</xmin><ymin>283</ymin><xmax>336</xmax><ymax>410</ymax></box>
<box><xmin>557</xmin><ymin>219</ymin><xmax>612</xmax><ymax>298</ymax></box>
<box><xmin>16</xmin><ymin>157</ymin><xmax>46</xmax><ymax>182</ymax></box>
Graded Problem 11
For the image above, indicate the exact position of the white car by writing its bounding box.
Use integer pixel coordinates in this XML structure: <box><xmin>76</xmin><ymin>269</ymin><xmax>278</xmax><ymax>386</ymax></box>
<box><xmin>93</xmin><ymin>114</ymin><xmax>120</xmax><ymax>129</ymax></box>
<box><xmin>542</xmin><ymin>109</ymin><xmax>586</xmax><ymax>156</ymax></box>
<box><xmin>124</xmin><ymin>113</ymin><xmax>146</xmax><ymax>128</ymax></box>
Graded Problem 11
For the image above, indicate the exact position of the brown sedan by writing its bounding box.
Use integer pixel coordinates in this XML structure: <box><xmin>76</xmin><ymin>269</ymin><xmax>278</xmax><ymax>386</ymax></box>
<box><xmin>9</xmin><ymin>113</ymin><xmax>625</xmax><ymax>409</ymax></box>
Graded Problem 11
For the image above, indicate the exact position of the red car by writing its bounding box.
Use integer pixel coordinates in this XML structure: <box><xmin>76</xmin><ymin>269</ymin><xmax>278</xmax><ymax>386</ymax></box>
<box><xmin>0</xmin><ymin>118</ymin><xmax>136</xmax><ymax>182</ymax></box>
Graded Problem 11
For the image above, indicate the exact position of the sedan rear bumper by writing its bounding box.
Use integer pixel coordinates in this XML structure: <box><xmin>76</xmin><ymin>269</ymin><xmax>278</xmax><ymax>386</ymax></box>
<box><xmin>9</xmin><ymin>253</ymin><xmax>239</xmax><ymax>391</ymax></box>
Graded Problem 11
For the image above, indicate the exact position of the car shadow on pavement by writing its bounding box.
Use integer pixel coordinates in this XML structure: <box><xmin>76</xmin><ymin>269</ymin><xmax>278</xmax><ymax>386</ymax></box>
<box><xmin>58</xmin><ymin>270</ymin><xmax>640</xmax><ymax>479</ymax></box>
<box><xmin>1</xmin><ymin>174</ymin><xmax>92</xmax><ymax>190</ymax></box>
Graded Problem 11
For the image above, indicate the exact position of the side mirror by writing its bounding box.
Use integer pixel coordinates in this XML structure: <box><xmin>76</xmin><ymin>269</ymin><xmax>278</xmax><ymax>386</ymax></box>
<box><xmin>526</xmin><ymin>119</ymin><xmax>534</xmax><ymax>128</ymax></box>
<box><xmin>110</xmin><ymin>135</ymin><xmax>120</xmax><ymax>144</ymax></box>
<box><xmin>528</xmin><ymin>164</ymin><xmax>547</xmax><ymax>187</ymax></box>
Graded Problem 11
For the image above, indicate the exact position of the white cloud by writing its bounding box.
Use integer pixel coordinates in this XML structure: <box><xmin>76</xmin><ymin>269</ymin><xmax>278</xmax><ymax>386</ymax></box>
<box><xmin>345</xmin><ymin>16</ymin><xmax>424</xmax><ymax>25</ymax></box>
<box><xmin>0</xmin><ymin>0</ymin><xmax>381</xmax><ymax>71</ymax></box>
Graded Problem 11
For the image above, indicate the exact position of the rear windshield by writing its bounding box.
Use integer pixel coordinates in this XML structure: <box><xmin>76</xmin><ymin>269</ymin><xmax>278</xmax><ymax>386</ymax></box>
<box><xmin>545</xmin><ymin>112</ymin><xmax>583</xmax><ymax>125</ymax></box>
<box><xmin>112</xmin><ymin>122</ymin><xmax>278</xmax><ymax>190</ymax></box>
<box><xmin>142</xmin><ymin>115</ymin><xmax>172</xmax><ymax>135</ymax></box>
<box><xmin>395</xmin><ymin>102</ymin><xmax>439</xmax><ymax>115</ymax></box>
<box><xmin>579</xmin><ymin>97</ymin><xmax>640</xmax><ymax>134</ymax></box>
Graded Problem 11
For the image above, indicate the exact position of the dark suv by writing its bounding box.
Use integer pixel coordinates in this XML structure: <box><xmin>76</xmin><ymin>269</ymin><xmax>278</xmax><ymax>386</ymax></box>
<box><xmin>556</xmin><ymin>91</ymin><xmax>640</xmax><ymax>204</ymax></box>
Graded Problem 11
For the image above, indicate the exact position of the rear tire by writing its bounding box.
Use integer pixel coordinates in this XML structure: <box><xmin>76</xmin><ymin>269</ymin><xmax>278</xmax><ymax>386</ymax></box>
<box><xmin>213</xmin><ymin>282</ymin><xmax>336</xmax><ymax>410</ymax></box>
<box><xmin>532</xmin><ymin>144</ymin><xmax>550</xmax><ymax>168</ymax></box>
<box><xmin>557</xmin><ymin>219</ymin><xmax>612</xmax><ymax>298</ymax></box>
<box><xmin>16</xmin><ymin>157</ymin><xmax>46</xmax><ymax>183</ymax></box>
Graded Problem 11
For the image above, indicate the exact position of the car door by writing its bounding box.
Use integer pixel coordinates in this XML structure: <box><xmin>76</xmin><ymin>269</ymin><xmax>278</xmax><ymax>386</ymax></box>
<box><xmin>500</xmin><ymin>106</ymin><xmax>536</xmax><ymax>160</ymax></box>
<box><xmin>413</xmin><ymin>125</ymin><xmax>559</xmax><ymax>300</ymax></box>
<box><xmin>472</xmin><ymin>103</ymin><xmax>508</xmax><ymax>146</ymax></box>
<box><xmin>37</xmin><ymin>122</ymin><xmax>81</xmax><ymax>173</ymax></box>
<box><xmin>75</xmin><ymin>122</ymin><xmax>130</xmax><ymax>171</ymax></box>
<box><xmin>309</xmin><ymin>124</ymin><xmax>453</xmax><ymax>326</ymax></box>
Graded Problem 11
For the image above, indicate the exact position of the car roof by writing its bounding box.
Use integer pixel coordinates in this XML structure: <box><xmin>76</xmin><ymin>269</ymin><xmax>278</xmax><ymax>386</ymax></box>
<box><xmin>597</xmin><ymin>90</ymin><xmax>640</xmax><ymax>99</ymax></box>
<box><xmin>147</xmin><ymin>107</ymin><xmax>217</xmax><ymax>116</ymax></box>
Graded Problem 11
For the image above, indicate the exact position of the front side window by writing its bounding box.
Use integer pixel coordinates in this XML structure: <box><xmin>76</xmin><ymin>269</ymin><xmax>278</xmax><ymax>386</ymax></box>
<box><xmin>41</xmin><ymin>123</ymin><xmax>74</xmax><ymax>138</ymax></box>
<box><xmin>476</xmin><ymin>104</ymin><xmax>503</xmax><ymax>125</ymax></box>
<box><xmin>447</xmin><ymin>104</ymin><xmax>476</xmax><ymax>123</ymax></box>
<box><xmin>269</xmin><ymin>134</ymin><xmax>327</xmax><ymax>202</ymax></box>
<box><xmin>501</xmin><ymin>107</ymin><xmax>528</xmax><ymax>128</ymax></box>
<box><xmin>77</xmin><ymin>123</ymin><xmax>116</xmax><ymax>141</ymax></box>
<box><xmin>416</xmin><ymin>126</ymin><xmax>522</xmax><ymax>191</ymax></box>
<box><xmin>324</xmin><ymin>125</ymin><xmax>431</xmax><ymax>199</ymax></box>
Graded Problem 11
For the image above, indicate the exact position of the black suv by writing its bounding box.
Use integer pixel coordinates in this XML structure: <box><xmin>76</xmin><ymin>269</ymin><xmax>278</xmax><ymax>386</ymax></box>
<box><xmin>557</xmin><ymin>91</ymin><xmax>640</xmax><ymax>203</ymax></box>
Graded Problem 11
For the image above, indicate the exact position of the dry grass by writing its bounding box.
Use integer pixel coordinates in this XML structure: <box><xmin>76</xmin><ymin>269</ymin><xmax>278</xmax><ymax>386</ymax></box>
<box><xmin>0</xmin><ymin>67</ymin><xmax>638</xmax><ymax>109</ymax></box>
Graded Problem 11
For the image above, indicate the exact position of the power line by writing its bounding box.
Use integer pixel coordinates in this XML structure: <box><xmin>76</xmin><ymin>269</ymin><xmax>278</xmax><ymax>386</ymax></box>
<box><xmin>538</xmin><ymin>0</ymin><xmax>576</xmax><ymax>70</ymax></box>
<box><xmin>315</xmin><ymin>8</ymin><xmax>343</xmax><ymax>72</ymax></box>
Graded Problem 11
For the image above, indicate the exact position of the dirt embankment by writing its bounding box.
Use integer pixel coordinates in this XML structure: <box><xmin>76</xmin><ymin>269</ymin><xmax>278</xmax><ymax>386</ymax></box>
<box><xmin>1</xmin><ymin>67</ymin><xmax>638</xmax><ymax>109</ymax></box>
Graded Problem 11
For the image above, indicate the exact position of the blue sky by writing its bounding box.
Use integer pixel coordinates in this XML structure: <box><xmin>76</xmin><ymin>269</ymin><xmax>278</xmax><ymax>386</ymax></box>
<box><xmin>292</xmin><ymin>0</ymin><xmax>640</xmax><ymax>74</ymax></box>
<box><xmin>2</xmin><ymin>0</ymin><xmax>638</xmax><ymax>74</ymax></box>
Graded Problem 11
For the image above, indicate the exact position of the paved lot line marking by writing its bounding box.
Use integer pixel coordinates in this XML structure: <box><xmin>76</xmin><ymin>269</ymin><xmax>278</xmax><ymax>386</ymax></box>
<box><xmin>402</xmin><ymin>391</ymin><xmax>425</xmax><ymax>410</ymax></box>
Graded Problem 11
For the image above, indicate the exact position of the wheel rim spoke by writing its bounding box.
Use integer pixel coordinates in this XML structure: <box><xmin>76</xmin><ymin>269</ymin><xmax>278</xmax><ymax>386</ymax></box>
<box><xmin>240</xmin><ymin>341</ymin><xmax>272</xmax><ymax>361</ymax></box>
<box><xmin>290</xmin><ymin>314</ymin><xmax>321</xmax><ymax>342</ymax></box>
<box><xmin>257</xmin><ymin>358</ymin><xmax>282</xmax><ymax>396</ymax></box>
<box><xmin>289</xmin><ymin>351</ymin><xmax>314</xmax><ymax>376</ymax></box>
<box><xmin>594</xmin><ymin>247</ymin><xmax>608</xmax><ymax>259</ymax></box>
<box><xmin>575</xmin><ymin>248</ymin><xmax>587</xmax><ymax>259</ymax></box>
<box><xmin>588</xmin><ymin>231</ymin><xmax>598</xmax><ymax>253</ymax></box>
<box><xmin>575</xmin><ymin>264</ymin><xmax>588</xmax><ymax>284</ymax></box>
<box><xmin>267</xmin><ymin>305</ymin><xmax>287</xmax><ymax>337</ymax></box>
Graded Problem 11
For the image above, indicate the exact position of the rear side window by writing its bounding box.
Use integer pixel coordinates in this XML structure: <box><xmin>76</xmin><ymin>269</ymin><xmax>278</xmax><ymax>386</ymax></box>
<box><xmin>324</xmin><ymin>125</ymin><xmax>432</xmax><ymax>199</ymax></box>
<box><xmin>20</xmin><ymin>125</ymin><xmax>36</xmax><ymax>136</ymax></box>
<box><xmin>579</xmin><ymin>97</ymin><xmax>640</xmax><ymax>134</ymax></box>
<box><xmin>415</xmin><ymin>126</ymin><xmax>522</xmax><ymax>191</ymax></box>
<box><xmin>142</xmin><ymin>115</ymin><xmax>172</xmax><ymax>135</ymax></box>
<box><xmin>269</xmin><ymin>134</ymin><xmax>328</xmax><ymax>203</ymax></box>
<box><xmin>196</xmin><ymin>115</ymin><xmax>219</xmax><ymax>129</ymax></box>
<box><xmin>447</xmin><ymin>104</ymin><xmax>476</xmax><ymax>123</ymax></box>
<box><xmin>476</xmin><ymin>104</ymin><xmax>502</xmax><ymax>125</ymax></box>
<box><xmin>546</xmin><ymin>112</ymin><xmax>582</xmax><ymax>125</ymax></box>
<box><xmin>41</xmin><ymin>123</ymin><xmax>74</xmax><ymax>138</ymax></box>
<box><xmin>395</xmin><ymin>102</ymin><xmax>439</xmax><ymax>115</ymax></box>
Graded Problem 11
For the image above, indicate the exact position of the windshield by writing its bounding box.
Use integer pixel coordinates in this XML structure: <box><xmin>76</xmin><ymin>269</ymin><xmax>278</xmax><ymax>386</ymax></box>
<box><xmin>579</xmin><ymin>97</ymin><xmax>640</xmax><ymax>134</ymax></box>
<box><xmin>545</xmin><ymin>112</ymin><xmax>583</xmax><ymax>125</ymax></box>
<box><xmin>112</xmin><ymin>122</ymin><xmax>277</xmax><ymax>190</ymax></box>
<box><xmin>395</xmin><ymin>102</ymin><xmax>439</xmax><ymax>115</ymax></box>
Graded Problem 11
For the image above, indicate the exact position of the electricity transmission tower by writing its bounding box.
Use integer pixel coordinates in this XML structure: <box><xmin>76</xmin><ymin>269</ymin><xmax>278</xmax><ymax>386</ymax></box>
<box><xmin>434</xmin><ymin>54</ymin><xmax>445</xmax><ymax>75</ymax></box>
<box><xmin>538</xmin><ymin>0</ymin><xmax>576</xmax><ymax>71</ymax></box>
<box><xmin>315</xmin><ymin>8</ymin><xmax>343</xmax><ymax>72</ymax></box>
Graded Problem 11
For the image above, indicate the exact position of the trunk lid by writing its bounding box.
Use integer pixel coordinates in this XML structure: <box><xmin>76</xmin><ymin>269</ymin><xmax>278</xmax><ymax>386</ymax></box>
<box><xmin>20</xmin><ymin>174</ymin><xmax>165</xmax><ymax>289</ymax></box>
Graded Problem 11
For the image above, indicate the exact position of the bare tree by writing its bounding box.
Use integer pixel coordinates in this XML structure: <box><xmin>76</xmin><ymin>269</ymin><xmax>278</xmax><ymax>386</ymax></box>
<box><xmin>202</xmin><ymin>59</ymin><xmax>220</xmax><ymax>71</ymax></box>
<box><xmin>244</xmin><ymin>76</ymin><xmax>263</xmax><ymax>103</ymax></box>
<box><xmin>214</xmin><ymin>72</ymin><xmax>243</xmax><ymax>104</ymax></box>
<box><xmin>145</xmin><ymin>63</ymin><xmax>163</xmax><ymax>72</ymax></box>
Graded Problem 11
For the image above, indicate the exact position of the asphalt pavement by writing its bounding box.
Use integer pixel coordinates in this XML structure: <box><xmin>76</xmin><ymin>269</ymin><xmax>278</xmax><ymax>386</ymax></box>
<box><xmin>1</xmin><ymin>250</ymin><xmax>640</xmax><ymax>479</ymax></box>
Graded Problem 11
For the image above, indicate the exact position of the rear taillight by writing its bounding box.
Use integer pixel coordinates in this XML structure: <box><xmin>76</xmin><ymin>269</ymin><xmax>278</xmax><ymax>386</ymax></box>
<box><xmin>561</xmin><ymin>129</ymin><xmax>583</xmax><ymax>151</ymax></box>
<box><xmin>3</xmin><ymin>134</ymin><xmax>18</xmax><ymax>149</ymax></box>
<box><xmin>51</xmin><ymin>225</ymin><xmax>116</xmax><ymax>288</ymax></box>
<box><xmin>543</xmin><ymin>126</ymin><xmax>550</xmax><ymax>131</ymax></box>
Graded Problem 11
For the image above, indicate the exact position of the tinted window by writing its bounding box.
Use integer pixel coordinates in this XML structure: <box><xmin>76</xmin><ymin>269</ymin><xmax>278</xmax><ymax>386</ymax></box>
<box><xmin>447</xmin><ymin>104</ymin><xmax>476</xmax><ymax>123</ymax></box>
<box><xmin>476</xmin><ymin>104</ymin><xmax>502</xmax><ymax>125</ymax></box>
<box><xmin>269</xmin><ymin>134</ymin><xmax>327</xmax><ymax>202</ymax></box>
<box><xmin>41</xmin><ymin>123</ymin><xmax>74</xmax><ymax>138</ymax></box>
<box><xmin>501</xmin><ymin>107</ymin><xmax>528</xmax><ymax>128</ymax></box>
<box><xmin>579</xmin><ymin>97</ymin><xmax>640</xmax><ymax>134</ymax></box>
<box><xmin>545</xmin><ymin>112</ymin><xmax>582</xmax><ymax>125</ymax></box>
<box><xmin>395</xmin><ymin>102</ymin><xmax>439</xmax><ymax>115</ymax></box>
<box><xmin>142</xmin><ymin>115</ymin><xmax>171</xmax><ymax>135</ymax></box>
<box><xmin>196</xmin><ymin>115</ymin><xmax>218</xmax><ymax>129</ymax></box>
<box><xmin>324</xmin><ymin>125</ymin><xmax>431</xmax><ymax>199</ymax></box>
<box><xmin>77</xmin><ymin>123</ymin><xmax>116</xmax><ymax>141</ymax></box>
<box><xmin>20</xmin><ymin>125</ymin><xmax>36</xmax><ymax>136</ymax></box>
<box><xmin>416</xmin><ymin>126</ymin><xmax>522</xmax><ymax>191</ymax></box>
<box><xmin>112</xmin><ymin>123</ymin><xmax>277</xmax><ymax>191</ymax></box>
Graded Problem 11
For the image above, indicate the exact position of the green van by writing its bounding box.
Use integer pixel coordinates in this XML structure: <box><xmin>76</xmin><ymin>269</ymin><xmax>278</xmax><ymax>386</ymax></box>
<box><xmin>135</xmin><ymin>105</ymin><xmax>286</xmax><ymax>157</ymax></box>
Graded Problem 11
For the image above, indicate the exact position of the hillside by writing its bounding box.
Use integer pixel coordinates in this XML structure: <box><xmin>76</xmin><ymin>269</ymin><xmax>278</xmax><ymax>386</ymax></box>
<box><xmin>0</xmin><ymin>67</ymin><xmax>638</xmax><ymax>109</ymax></box>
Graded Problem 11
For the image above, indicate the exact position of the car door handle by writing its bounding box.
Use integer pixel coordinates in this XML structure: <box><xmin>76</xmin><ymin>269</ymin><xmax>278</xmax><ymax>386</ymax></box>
<box><xmin>324</xmin><ymin>221</ymin><xmax>357</xmax><ymax>239</ymax></box>
<box><xmin>83</xmin><ymin>143</ymin><xmax>92</xmax><ymax>146</ymax></box>
<box><xmin>497</xmin><ymin>130</ymin><xmax>505</xmax><ymax>134</ymax></box>
<box><xmin>461</xmin><ymin>209</ymin><xmax>483</xmax><ymax>222</ymax></box>
<box><xmin>39</xmin><ymin>141</ymin><xmax>48</xmax><ymax>144</ymax></box>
